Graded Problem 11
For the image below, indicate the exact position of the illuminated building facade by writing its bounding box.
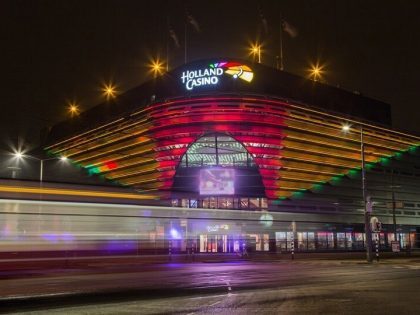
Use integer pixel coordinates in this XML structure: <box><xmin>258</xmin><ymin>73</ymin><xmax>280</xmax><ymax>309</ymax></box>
<box><xmin>42</xmin><ymin>59</ymin><xmax>420</xmax><ymax>254</ymax></box>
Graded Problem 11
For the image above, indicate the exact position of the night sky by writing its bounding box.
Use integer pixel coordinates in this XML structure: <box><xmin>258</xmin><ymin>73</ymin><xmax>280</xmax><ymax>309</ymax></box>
<box><xmin>2</xmin><ymin>0</ymin><xmax>420</xmax><ymax>152</ymax></box>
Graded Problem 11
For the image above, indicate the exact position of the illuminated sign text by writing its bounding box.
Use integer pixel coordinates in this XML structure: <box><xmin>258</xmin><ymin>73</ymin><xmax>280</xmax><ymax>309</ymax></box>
<box><xmin>181</xmin><ymin>68</ymin><xmax>223</xmax><ymax>90</ymax></box>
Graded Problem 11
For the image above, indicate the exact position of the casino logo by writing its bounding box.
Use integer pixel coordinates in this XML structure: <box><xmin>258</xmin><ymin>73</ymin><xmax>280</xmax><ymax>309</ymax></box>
<box><xmin>181</xmin><ymin>61</ymin><xmax>254</xmax><ymax>90</ymax></box>
<box><xmin>210</xmin><ymin>62</ymin><xmax>254</xmax><ymax>82</ymax></box>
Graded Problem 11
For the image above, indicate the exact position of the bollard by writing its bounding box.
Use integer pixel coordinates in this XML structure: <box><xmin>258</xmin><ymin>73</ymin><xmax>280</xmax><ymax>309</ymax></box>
<box><xmin>375</xmin><ymin>233</ymin><xmax>379</xmax><ymax>262</ymax></box>
<box><xmin>291</xmin><ymin>237</ymin><xmax>295</xmax><ymax>260</ymax></box>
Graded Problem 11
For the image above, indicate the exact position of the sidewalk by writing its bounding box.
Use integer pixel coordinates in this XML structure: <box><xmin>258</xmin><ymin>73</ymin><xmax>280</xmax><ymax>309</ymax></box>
<box><xmin>1</xmin><ymin>251</ymin><xmax>420</xmax><ymax>271</ymax></box>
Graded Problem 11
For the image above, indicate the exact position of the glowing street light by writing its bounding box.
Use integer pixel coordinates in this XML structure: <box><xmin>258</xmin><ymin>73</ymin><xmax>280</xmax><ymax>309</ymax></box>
<box><xmin>68</xmin><ymin>103</ymin><xmax>80</xmax><ymax>116</ymax></box>
<box><xmin>149</xmin><ymin>58</ymin><xmax>164</xmax><ymax>77</ymax></box>
<box><xmin>342</xmin><ymin>124</ymin><xmax>351</xmax><ymax>132</ymax></box>
<box><xmin>13</xmin><ymin>152</ymin><xmax>68</xmax><ymax>183</ymax></box>
<box><xmin>14</xmin><ymin>151</ymin><xmax>24</xmax><ymax>159</ymax></box>
<box><xmin>308</xmin><ymin>63</ymin><xmax>324</xmax><ymax>81</ymax></box>
<box><xmin>249</xmin><ymin>43</ymin><xmax>262</xmax><ymax>63</ymax></box>
<box><xmin>102</xmin><ymin>83</ymin><xmax>117</xmax><ymax>100</ymax></box>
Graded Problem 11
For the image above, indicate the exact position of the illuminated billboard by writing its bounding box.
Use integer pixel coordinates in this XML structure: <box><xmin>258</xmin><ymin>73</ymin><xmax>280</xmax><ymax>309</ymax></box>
<box><xmin>199</xmin><ymin>169</ymin><xmax>235</xmax><ymax>195</ymax></box>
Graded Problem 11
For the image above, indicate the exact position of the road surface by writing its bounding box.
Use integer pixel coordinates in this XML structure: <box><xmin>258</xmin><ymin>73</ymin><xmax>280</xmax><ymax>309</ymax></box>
<box><xmin>1</xmin><ymin>258</ymin><xmax>420</xmax><ymax>314</ymax></box>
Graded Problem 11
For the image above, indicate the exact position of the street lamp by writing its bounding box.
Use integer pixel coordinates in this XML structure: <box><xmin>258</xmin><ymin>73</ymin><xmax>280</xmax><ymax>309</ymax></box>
<box><xmin>149</xmin><ymin>58</ymin><xmax>164</xmax><ymax>78</ymax></box>
<box><xmin>102</xmin><ymin>83</ymin><xmax>117</xmax><ymax>100</ymax></box>
<box><xmin>341</xmin><ymin>123</ymin><xmax>373</xmax><ymax>263</ymax></box>
<box><xmin>250</xmin><ymin>43</ymin><xmax>262</xmax><ymax>63</ymax></box>
<box><xmin>13</xmin><ymin>152</ymin><xmax>68</xmax><ymax>183</ymax></box>
<box><xmin>68</xmin><ymin>103</ymin><xmax>80</xmax><ymax>117</ymax></box>
<box><xmin>308</xmin><ymin>63</ymin><xmax>324</xmax><ymax>81</ymax></box>
<box><xmin>390</xmin><ymin>169</ymin><xmax>401</xmax><ymax>243</ymax></box>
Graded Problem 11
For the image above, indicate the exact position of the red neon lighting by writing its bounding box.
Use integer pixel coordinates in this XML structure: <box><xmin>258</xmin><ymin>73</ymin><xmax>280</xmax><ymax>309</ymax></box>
<box><xmin>104</xmin><ymin>161</ymin><xmax>118</xmax><ymax>170</ymax></box>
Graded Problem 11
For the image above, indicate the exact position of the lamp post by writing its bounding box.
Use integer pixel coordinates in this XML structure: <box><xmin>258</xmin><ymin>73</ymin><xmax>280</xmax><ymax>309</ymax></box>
<box><xmin>390</xmin><ymin>169</ymin><xmax>402</xmax><ymax>243</ymax></box>
<box><xmin>13</xmin><ymin>152</ymin><xmax>68</xmax><ymax>183</ymax></box>
<box><xmin>309</xmin><ymin>64</ymin><xmax>323</xmax><ymax>82</ymax></box>
<box><xmin>250</xmin><ymin>43</ymin><xmax>261</xmax><ymax>63</ymax></box>
<box><xmin>342</xmin><ymin>124</ymin><xmax>373</xmax><ymax>263</ymax></box>
<box><xmin>149</xmin><ymin>58</ymin><xmax>164</xmax><ymax>78</ymax></box>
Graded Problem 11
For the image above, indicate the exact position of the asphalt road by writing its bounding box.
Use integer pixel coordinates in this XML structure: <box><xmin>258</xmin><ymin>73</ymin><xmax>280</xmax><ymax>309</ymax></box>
<box><xmin>1</xmin><ymin>259</ymin><xmax>420</xmax><ymax>314</ymax></box>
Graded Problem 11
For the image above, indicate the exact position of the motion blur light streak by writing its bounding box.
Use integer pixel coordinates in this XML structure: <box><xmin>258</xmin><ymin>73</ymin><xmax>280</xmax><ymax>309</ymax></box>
<box><xmin>1</xmin><ymin>199</ymin><xmax>416</xmax><ymax>258</ymax></box>
<box><xmin>0</xmin><ymin>185</ymin><xmax>156</xmax><ymax>200</ymax></box>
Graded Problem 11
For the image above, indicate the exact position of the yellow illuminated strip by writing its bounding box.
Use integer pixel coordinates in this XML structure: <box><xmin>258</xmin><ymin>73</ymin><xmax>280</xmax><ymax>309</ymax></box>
<box><xmin>109</xmin><ymin>167</ymin><xmax>162</xmax><ymax>181</ymax></box>
<box><xmin>285</xmin><ymin>133</ymin><xmax>394</xmax><ymax>157</ymax></box>
<box><xmin>276</xmin><ymin>177</ymin><xmax>321</xmax><ymax>184</ymax></box>
<box><xmin>279</xmin><ymin>173</ymin><xmax>333</xmax><ymax>182</ymax></box>
<box><xmin>285</xmin><ymin>101</ymin><xmax>420</xmax><ymax>142</ymax></box>
<box><xmin>281</xmin><ymin>161</ymin><xmax>347</xmax><ymax>174</ymax></box>
<box><xmin>264</xmin><ymin>186</ymin><xmax>308</xmax><ymax>191</ymax></box>
<box><xmin>284</xmin><ymin>119</ymin><xmax>410</xmax><ymax>151</ymax></box>
<box><xmin>280</xmin><ymin>152</ymin><xmax>361</xmax><ymax>168</ymax></box>
<box><xmin>45</xmin><ymin>118</ymin><xmax>125</xmax><ymax>150</ymax></box>
<box><xmin>121</xmin><ymin>178</ymin><xmax>161</xmax><ymax>185</ymax></box>
<box><xmin>70</xmin><ymin>136</ymin><xmax>153</xmax><ymax>166</ymax></box>
<box><xmin>73</xmin><ymin>142</ymin><xmax>156</xmax><ymax>165</ymax></box>
<box><xmin>283</xmin><ymin>142</ymin><xmax>378</xmax><ymax>162</ymax></box>
<box><xmin>120</xmin><ymin>180</ymin><xmax>169</xmax><ymax>188</ymax></box>
<box><xmin>286</xmin><ymin>111</ymin><xmax>418</xmax><ymax>146</ymax></box>
<box><xmin>63</xmin><ymin>124</ymin><xmax>152</xmax><ymax>159</ymax></box>
<box><xmin>0</xmin><ymin>185</ymin><xmax>157</xmax><ymax>200</ymax></box>
<box><xmin>50</xmin><ymin>118</ymin><xmax>150</xmax><ymax>155</ymax></box>
<box><xmin>106</xmin><ymin>162</ymin><xmax>159</xmax><ymax>179</ymax></box>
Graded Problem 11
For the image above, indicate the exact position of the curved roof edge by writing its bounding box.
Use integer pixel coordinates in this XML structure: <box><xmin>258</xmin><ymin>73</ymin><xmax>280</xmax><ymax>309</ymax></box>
<box><xmin>45</xmin><ymin>57</ymin><xmax>392</xmax><ymax>144</ymax></box>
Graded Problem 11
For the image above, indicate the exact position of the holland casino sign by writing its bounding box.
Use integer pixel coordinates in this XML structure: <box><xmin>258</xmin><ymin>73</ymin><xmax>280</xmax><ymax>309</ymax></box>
<box><xmin>181</xmin><ymin>61</ymin><xmax>254</xmax><ymax>91</ymax></box>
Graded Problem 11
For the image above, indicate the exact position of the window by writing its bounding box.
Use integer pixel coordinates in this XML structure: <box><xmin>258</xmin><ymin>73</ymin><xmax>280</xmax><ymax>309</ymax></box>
<box><xmin>180</xmin><ymin>134</ymin><xmax>253</xmax><ymax>167</ymax></box>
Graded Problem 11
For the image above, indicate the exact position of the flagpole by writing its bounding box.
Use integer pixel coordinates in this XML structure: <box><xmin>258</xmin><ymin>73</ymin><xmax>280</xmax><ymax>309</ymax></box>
<box><xmin>184</xmin><ymin>22</ymin><xmax>187</xmax><ymax>64</ymax></box>
<box><xmin>280</xmin><ymin>13</ymin><xmax>284</xmax><ymax>71</ymax></box>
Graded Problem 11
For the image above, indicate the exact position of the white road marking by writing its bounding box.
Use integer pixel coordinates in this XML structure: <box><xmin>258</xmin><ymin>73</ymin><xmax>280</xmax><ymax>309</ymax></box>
<box><xmin>188</xmin><ymin>293</ymin><xmax>231</xmax><ymax>300</ymax></box>
<box><xmin>209</xmin><ymin>301</ymin><xmax>221</xmax><ymax>307</ymax></box>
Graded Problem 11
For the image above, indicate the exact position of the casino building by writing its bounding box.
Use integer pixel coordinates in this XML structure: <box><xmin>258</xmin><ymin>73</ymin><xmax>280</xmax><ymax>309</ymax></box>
<box><xmin>44</xmin><ymin>59</ymin><xmax>420</xmax><ymax>254</ymax></box>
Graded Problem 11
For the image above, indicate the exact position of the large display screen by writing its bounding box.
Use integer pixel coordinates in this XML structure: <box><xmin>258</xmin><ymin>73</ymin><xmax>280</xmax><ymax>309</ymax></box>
<box><xmin>199</xmin><ymin>169</ymin><xmax>235</xmax><ymax>195</ymax></box>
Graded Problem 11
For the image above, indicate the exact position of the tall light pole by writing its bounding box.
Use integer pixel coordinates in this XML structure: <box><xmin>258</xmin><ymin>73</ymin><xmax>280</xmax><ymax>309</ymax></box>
<box><xmin>13</xmin><ymin>152</ymin><xmax>68</xmax><ymax>183</ymax></box>
<box><xmin>342</xmin><ymin>124</ymin><xmax>373</xmax><ymax>263</ymax></box>
<box><xmin>389</xmin><ymin>169</ymin><xmax>402</xmax><ymax>243</ymax></box>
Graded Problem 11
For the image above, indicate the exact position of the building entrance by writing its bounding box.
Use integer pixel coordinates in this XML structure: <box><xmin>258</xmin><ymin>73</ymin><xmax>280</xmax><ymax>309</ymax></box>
<box><xmin>199</xmin><ymin>234</ymin><xmax>236</xmax><ymax>253</ymax></box>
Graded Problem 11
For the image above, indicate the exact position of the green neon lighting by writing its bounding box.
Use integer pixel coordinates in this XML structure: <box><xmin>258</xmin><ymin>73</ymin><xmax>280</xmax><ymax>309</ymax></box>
<box><xmin>296</xmin><ymin>143</ymin><xmax>420</xmax><ymax>200</ymax></box>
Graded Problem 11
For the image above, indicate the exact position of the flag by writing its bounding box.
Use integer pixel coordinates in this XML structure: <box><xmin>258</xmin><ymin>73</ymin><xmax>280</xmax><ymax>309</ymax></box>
<box><xmin>282</xmin><ymin>19</ymin><xmax>298</xmax><ymax>38</ymax></box>
<box><xmin>259</xmin><ymin>5</ymin><xmax>268</xmax><ymax>35</ymax></box>
<box><xmin>169</xmin><ymin>27</ymin><xmax>180</xmax><ymax>48</ymax></box>
<box><xmin>186</xmin><ymin>11</ymin><xmax>200</xmax><ymax>32</ymax></box>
